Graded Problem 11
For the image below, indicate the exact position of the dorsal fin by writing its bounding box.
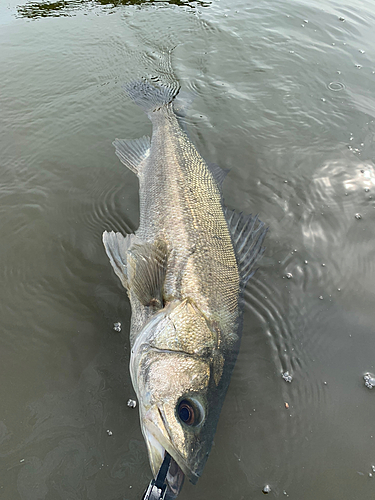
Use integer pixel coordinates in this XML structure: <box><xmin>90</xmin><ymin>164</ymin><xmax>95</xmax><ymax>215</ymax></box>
<box><xmin>224</xmin><ymin>208</ymin><xmax>268</xmax><ymax>287</ymax></box>
<box><xmin>207</xmin><ymin>162</ymin><xmax>229</xmax><ymax>190</ymax></box>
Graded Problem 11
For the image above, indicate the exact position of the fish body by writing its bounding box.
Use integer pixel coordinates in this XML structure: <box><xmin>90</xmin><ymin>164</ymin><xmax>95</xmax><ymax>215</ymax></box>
<box><xmin>103</xmin><ymin>75</ymin><xmax>266</xmax><ymax>498</ymax></box>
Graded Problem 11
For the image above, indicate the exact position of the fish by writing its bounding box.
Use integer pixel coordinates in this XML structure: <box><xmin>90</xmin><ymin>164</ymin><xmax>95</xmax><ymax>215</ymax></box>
<box><xmin>102</xmin><ymin>68</ymin><xmax>267</xmax><ymax>498</ymax></box>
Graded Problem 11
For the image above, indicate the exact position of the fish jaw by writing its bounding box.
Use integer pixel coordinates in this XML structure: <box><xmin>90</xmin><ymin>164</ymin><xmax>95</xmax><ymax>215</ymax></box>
<box><xmin>142</xmin><ymin>404</ymin><xmax>199</xmax><ymax>486</ymax></box>
<box><xmin>142</xmin><ymin>431</ymin><xmax>185</xmax><ymax>500</ymax></box>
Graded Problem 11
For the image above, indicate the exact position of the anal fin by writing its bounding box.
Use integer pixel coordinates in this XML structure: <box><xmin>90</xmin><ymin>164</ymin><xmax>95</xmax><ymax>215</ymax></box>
<box><xmin>224</xmin><ymin>209</ymin><xmax>268</xmax><ymax>287</ymax></box>
<box><xmin>112</xmin><ymin>135</ymin><xmax>151</xmax><ymax>175</ymax></box>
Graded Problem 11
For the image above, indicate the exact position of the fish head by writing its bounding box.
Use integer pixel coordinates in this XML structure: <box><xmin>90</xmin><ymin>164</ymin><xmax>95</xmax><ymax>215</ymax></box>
<box><xmin>130</xmin><ymin>299</ymin><xmax>230</xmax><ymax>497</ymax></box>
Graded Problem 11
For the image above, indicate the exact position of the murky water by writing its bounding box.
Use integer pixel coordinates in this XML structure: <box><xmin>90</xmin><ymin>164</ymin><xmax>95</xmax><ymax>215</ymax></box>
<box><xmin>1</xmin><ymin>0</ymin><xmax>375</xmax><ymax>498</ymax></box>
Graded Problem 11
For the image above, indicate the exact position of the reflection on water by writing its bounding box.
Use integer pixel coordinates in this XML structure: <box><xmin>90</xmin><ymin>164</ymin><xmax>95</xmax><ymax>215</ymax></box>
<box><xmin>16</xmin><ymin>0</ymin><xmax>210</xmax><ymax>19</ymax></box>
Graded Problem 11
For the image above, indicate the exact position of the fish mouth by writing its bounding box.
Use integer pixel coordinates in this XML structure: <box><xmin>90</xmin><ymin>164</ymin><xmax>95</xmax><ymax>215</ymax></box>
<box><xmin>143</xmin><ymin>407</ymin><xmax>199</xmax><ymax>497</ymax></box>
<box><xmin>144</xmin><ymin>430</ymin><xmax>185</xmax><ymax>499</ymax></box>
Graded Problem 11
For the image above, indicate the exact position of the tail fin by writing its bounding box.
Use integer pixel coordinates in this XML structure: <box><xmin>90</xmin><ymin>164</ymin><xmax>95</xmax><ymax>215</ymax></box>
<box><xmin>125</xmin><ymin>78</ymin><xmax>180</xmax><ymax>114</ymax></box>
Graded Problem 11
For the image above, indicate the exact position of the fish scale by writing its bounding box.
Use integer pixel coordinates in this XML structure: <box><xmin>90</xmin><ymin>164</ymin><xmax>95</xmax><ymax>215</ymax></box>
<box><xmin>138</xmin><ymin>106</ymin><xmax>240</xmax><ymax>332</ymax></box>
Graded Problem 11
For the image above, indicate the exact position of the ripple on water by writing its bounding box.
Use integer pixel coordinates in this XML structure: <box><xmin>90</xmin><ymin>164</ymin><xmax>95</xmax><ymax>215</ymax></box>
<box><xmin>298</xmin><ymin>157</ymin><xmax>375</xmax><ymax>297</ymax></box>
<box><xmin>240</xmin><ymin>272</ymin><xmax>334</xmax><ymax>491</ymax></box>
<box><xmin>237</xmin><ymin>142</ymin><xmax>375</xmax><ymax>490</ymax></box>
<box><xmin>3</xmin><ymin>360</ymin><xmax>143</xmax><ymax>500</ymax></box>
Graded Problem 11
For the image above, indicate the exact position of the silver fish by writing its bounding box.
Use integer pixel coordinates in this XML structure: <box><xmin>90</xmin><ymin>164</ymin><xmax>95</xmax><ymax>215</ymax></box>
<box><xmin>102</xmin><ymin>72</ymin><xmax>267</xmax><ymax>498</ymax></box>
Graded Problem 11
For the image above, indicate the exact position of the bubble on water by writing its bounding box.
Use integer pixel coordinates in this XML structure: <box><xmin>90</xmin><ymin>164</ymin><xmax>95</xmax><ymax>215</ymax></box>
<box><xmin>285</xmin><ymin>273</ymin><xmax>293</xmax><ymax>279</ymax></box>
<box><xmin>364</xmin><ymin>373</ymin><xmax>375</xmax><ymax>389</ymax></box>
<box><xmin>282</xmin><ymin>371</ymin><xmax>293</xmax><ymax>383</ymax></box>
<box><xmin>304</xmin><ymin>19</ymin><xmax>308</xmax><ymax>23</ymax></box>
<box><xmin>355</xmin><ymin>213</ymin><xmax>362</xmax><ymax>219</ymax></box>
<box><xmin>365</xmin><ymin>188</ymin><xmax>369</xmax><ymax>192</ymax></box>
<box><xmin>262</xmin><ymin>485</ymin><xmax>272</xmax><ymax>494</ymax></box>
<box><xmin>113</xmin><ymin>322</ymin><xmax>122</xmax><ymax>332</ymax></box>
<box><xmin>321</xmin><ymin>97</ymin><xmax>326</xmax><ymax>102</ymax></box>
<box><xmin>328</xmin><ymin>81</ymin><xmax>345</xmax><ymax>91</ymax></box>
<box><xmin>322</xmin><ymin>263</ymin><xmax>326</xmax><ymax>267</ymax></box>
<box><xmin>304</xmin><ymin>260</ymin><xmax>308</xmax><ymax>264</ymax></box>
<box><xmin>127</xmin><ymin>399</ymin><xmax>137</xmax><ymax>408</ymax></box>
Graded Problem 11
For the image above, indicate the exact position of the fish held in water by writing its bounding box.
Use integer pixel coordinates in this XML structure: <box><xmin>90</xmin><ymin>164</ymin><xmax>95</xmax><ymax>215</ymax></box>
<box><xmin>102</xmin><ymin>73</ymin><xmax>267</xmax><ymax>498</ymax></box>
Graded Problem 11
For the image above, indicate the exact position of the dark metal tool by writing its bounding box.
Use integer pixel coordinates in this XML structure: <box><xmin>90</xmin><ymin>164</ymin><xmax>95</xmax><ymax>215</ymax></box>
<box><xmin>141</xmin><ymin>452</ymin><xmax>172</xmax><ymax>500</ymax></box>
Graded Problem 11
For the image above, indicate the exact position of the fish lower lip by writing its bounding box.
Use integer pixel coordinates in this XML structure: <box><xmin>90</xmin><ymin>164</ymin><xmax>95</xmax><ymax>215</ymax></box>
<box><xmin>165</xmin><ymin>454</ymin><xmax>185</xmax><ymax>499</ymax></box>
<box><xmin>144</xmin><ymin>411</ymin><xmax>199</xmax><ymax>485</ymax></box>
<box><xmin>144</xmin><ymin>427</ymin><xmax>186</xmax><ymax>496</ymax></box>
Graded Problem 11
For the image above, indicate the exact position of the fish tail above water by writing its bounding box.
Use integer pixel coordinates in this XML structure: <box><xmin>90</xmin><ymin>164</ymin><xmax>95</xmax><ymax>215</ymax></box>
<box><xmin>125</xmin><ymin>77</ymin><xmax>180</xmax><ymax>115</ymax></box>
<box><xmin>112</xmin><ymin>76</ymin><xmax>180</xmax><ymax>175</ymax></box>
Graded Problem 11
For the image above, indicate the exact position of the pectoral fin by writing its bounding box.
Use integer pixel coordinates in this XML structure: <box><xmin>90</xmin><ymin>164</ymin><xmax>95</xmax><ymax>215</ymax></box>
<box><xmin>102</xmin><ymin>230</ymin><xmax>135</xmax><ymax>289</ymax></box>
<box><xmin>224</xmin><ymin>209</ymin><xmax>268</xmax><ymax>287</ymax></box>
<box><xmin>127</xmin><ymin>239</ymin><xmax>169</xmax><ymax>308</ymax></box>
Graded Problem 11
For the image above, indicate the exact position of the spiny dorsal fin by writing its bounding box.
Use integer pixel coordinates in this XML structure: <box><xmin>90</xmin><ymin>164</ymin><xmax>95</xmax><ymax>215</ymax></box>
<box><xmin>102</xmin><ymin>231</ymin><xmax>135</xmax><ymax>290</ymax></box>
<box><xmin>224</xmin><ymin>208</ymin><xmax>268</xmax><ymax>287</ymax></box>
<box><xmin>127</xmin><ymin>239</ymin><xmax>169</xmax><ymax>309</ymax></box>
<box><xmin>112</xmin><ymin>136</ymin><xmax>150</xmax><ymax>175</ymax></box>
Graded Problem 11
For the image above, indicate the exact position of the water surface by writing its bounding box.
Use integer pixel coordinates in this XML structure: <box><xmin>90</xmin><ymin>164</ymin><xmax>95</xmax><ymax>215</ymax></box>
<box><xmin>1</xmin><ymin>0</ymin><xmax>375</xmax><ymax>498</ymax></box>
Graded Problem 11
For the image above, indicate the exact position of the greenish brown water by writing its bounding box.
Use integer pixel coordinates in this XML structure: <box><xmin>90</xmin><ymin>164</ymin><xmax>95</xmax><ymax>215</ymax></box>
<box><xmin>1</xmin><ymin>0</ymin><xmax>375</xmax><ymax>498</ymax></box>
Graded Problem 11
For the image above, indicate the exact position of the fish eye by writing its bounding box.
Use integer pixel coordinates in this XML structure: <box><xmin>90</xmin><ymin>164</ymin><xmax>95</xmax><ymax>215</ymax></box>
<box><xmin>177</xmin><ymin>399</ymin><xmax>200</xmax><ymax>426</ymax></box>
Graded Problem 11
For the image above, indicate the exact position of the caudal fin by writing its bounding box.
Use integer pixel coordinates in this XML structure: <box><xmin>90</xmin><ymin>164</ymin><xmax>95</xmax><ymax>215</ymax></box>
<box><xmin>125</xmin><ymin>78</ymin><xmax>180</xmax><ymax>114</ymax></box>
